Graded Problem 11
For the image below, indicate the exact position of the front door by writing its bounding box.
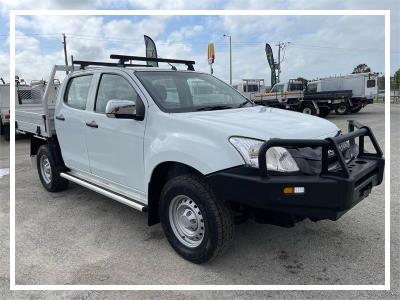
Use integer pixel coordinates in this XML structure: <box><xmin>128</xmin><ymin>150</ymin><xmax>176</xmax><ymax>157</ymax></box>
<box><xmin>55</xmin><ymin>74</ymin><xmax>93</xmax><ymax>173</ymax></box>
<box><xmin>85</xmin><ymin>72</ymin><xmax>146</xmax><ymax>193</ymax></box>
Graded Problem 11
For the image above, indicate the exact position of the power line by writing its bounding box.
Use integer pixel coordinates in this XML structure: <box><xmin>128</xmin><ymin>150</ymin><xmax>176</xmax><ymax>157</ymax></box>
<box><xmin>2</xmin><ymin>32</ymin><xmax>399</xmax><ymax>54</ymax></box>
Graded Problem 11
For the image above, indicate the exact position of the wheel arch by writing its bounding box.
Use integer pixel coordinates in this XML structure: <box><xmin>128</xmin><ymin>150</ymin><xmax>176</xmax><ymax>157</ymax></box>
<box><xmin>31</xmin><ymin>136</ymin><xmax>67</xmax><ymax>170</ymax></box>
<box><xmin>147</xmin><ymin>161</ymin><xmax>204</xmax><ymax>226</ymax></box>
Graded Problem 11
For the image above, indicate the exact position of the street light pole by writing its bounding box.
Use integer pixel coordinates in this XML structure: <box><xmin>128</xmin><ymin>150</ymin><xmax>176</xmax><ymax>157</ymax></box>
<box><xmin>62</xmin><ymin>33</ymin><xmax>69</xmax><ymax>75</ymax></box>
<box><xmin>223</xmin><ymin>34</ymin><xmax>232</xmax><ymax>85</ymax></box>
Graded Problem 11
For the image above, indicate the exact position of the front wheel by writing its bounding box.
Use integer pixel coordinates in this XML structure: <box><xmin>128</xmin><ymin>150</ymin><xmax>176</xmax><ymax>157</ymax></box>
<box><xmin>335</xmin><ymin>103</ymin><xmax>349</xmax><ymax>115</ymax></box>
<box><xmin>301</xmin><ymin>102</ymin><xmax>317</xmax><ymax>115</ymax></box>
<box><xmin>37</xmin><ymin>145</ymin><xmax>69</xmax><ymax>192</ymax></box>
<box><xmin>160</xmin><ymin>174</ymin><xmax>234</xmax><ymax>264</ymax></box>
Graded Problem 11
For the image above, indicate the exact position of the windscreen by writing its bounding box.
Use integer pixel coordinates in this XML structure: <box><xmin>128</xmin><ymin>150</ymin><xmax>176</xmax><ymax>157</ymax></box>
<box><xmin>135</xmin><ymin>71</ymin><xmax>249</xmax><ymax>112</ymax></box>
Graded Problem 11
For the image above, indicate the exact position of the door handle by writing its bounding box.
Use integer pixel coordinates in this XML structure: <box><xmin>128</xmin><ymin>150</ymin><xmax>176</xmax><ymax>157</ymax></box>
<box><xmin>86</xmin><ymin>121</ymin><xmax>98</xmax><ymax>128</ymax></box>
<box><xmin>56</xmin><ymin>114</ymin><xmax>65</xmax><ymax>121</ymax></box>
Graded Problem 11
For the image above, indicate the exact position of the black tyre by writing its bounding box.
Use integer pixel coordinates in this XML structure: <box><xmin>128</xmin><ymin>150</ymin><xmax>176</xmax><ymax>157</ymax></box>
<box><xmin>350</xmin><ymin>106</ymin><xmax>362</xmax><ymax>113</ymax></box>
<box><xmin>4</xmin><ymin>124</ymin><xmax>10</xmax><ymax>141</ymax></box>
<box><xmin>318</xmin><ymin>107</ymin><xmax>330</xmax><ymax>118</ymax></box>
<box><xmin>37</xmin><ymin>145</ymin><xmax>69</xmax><ymax>192</ymax></box>
<box><xmin>301</xmin><ymin>103</ymin><xmax>317</xmax><ymax>115</ymax></box>
<box><xmin>159</xmin><ymin>174</ymin><xmax>234</xmax><ymax>264</ymax></box>
<box><xmin>335</xmin><ymin>103</ymin><xmax>349</xmax><ymax>115</ymax></box>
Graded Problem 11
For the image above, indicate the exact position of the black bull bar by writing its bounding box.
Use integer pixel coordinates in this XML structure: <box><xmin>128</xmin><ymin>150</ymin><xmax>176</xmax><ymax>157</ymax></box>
<box><xmin>258</xmin><ymin>120</ymin><xmax>383</xmax><ymax>178</ymax></box>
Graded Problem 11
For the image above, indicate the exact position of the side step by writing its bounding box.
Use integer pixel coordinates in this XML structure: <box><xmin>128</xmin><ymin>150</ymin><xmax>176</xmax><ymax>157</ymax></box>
<box><xmin>60</xmin><ymin>172</ymin><xmax>147</xmax><ymax>212</ymax></box>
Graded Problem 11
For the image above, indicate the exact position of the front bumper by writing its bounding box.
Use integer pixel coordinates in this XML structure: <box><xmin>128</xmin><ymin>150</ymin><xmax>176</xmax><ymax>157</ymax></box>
<box><xmin>207</xmin><ymin>121</ymin><xmax>384</xmax><ymax>221</ymax></box>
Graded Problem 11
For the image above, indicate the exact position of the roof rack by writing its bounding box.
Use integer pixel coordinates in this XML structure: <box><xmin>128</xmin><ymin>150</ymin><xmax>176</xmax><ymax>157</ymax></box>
<box><xmin>110</xmin><ymin>54</ymin><xmax>195</xmax><ymax>71</ymax></box>
<box><xmin>71</xmin><ymin>55</ymin><xmax>196</xmax><ymax>71</ymax></box>
<box><xmin>72</xmin><ymin>59</ymin><xmax>150</xmax><ymax>70</ymax></box>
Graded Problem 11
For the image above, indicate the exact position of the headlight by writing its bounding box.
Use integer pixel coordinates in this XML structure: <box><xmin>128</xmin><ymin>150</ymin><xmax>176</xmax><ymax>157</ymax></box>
<box><xmin>229</xmin><ymin>137</ymin><xmax>300</xmax><ymax>172</ymax></box>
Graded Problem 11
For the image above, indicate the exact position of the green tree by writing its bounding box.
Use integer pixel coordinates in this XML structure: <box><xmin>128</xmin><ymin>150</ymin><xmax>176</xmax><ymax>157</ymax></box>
<box><xmin>394</xmin><ymin>68</ymin><xmax>400</xmax><ymax>83</ymax></box>
<box><xmin>296</xmin><ymin>77</ymin><xmax>308</xmax><ymax>84</ymax></box>
<box><xmin>352</xmin><ymin>63</ymin><xmax>371</xmax><ymax>74</ymax></box>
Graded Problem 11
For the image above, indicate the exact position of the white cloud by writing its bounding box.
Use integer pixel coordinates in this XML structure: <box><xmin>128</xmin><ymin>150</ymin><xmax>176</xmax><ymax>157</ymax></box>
<box><xmin>8</xmin><ymin>14</ymin><xmax>388</xmax><ymax>85</ymax></box>
<box><xmin>0</xmin><ymin>0</ymin><xmax>396</xmax><ymax>82</ymax></box>
<box><xmin>167</xmin><ymin>25</ymin><xmax>204</xmax><ymax>42</ymax></box>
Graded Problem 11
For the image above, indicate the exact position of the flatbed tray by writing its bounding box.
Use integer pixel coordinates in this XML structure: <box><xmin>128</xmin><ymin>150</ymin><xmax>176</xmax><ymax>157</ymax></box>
<box><xmin>15</xmin><ymin>105</ymin><xmax>55</xmax><ymax>137</ymax></box>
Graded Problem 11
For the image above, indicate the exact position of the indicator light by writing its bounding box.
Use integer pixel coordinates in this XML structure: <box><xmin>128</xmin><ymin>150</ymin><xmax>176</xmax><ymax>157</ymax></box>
<box><xmin>283</xmin><ymin>186</ymin><xmax>305</xmax><ymax>194</ymax></box>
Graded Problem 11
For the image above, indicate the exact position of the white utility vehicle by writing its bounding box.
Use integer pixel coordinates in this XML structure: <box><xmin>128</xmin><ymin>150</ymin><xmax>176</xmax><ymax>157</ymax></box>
<box><xmin>308</xmin><ymin>73</ymin><xmax>378</xmax><ymax>114</ymax></box>
<box><xmin>254</xmin><ymin>79</ymin><xmax>352</xmax><ymax>117</ymax></box>
<box><xmin>233</xmin><ymin>79</ymin><xmax>267</xmax><ymax>100</ymax></box>
<box><xmin>0</xmin><ymin>78</ymin><xmax>10</xmax><ymax>140</ymax></box>
<box><xmin>17</xmin><ymin>55</ymin><xmax>384</xmax><ymax>263</ymax></box>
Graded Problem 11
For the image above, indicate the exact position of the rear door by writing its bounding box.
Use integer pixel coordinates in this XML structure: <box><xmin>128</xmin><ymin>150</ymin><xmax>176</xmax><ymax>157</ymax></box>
<box><xmin>85</xmin><ymin>72</ymin><xmax>146</xmax><ymax>193</ymax></box>
<box><xmin>55</xmin><ymin>74</ymin><xmax>93</xmax><ymax>173</ymax></box>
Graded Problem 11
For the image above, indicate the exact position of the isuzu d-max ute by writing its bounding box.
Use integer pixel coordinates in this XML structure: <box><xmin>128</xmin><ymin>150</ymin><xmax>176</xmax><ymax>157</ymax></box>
<box><xmin>16</xmin><ymin>55</ymin><xmax>384</xmax><ymax>264</ymax></box>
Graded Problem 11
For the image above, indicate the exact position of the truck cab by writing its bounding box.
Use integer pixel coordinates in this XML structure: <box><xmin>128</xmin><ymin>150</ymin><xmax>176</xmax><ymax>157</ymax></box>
<box><xmin>21</xmin><ymin>56</ymin><xmax>384</xmax><ymax>264</ymax></box>
<box><xmin>253</xmin><ymin>79</ymin><xmax>304</xmax><ymax>109</ymax></box>
<box><xmin>233</xmin><ymin>79</ymin><xmax>266</xmax><ymax>100</ymax></box>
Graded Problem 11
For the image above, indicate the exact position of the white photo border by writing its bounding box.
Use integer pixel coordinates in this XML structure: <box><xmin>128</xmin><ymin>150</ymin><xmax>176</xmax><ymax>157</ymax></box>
<box><xmin>9</xmin><ymin>9</ymin><xmax>391</xmax><ymax>291</ymax></box>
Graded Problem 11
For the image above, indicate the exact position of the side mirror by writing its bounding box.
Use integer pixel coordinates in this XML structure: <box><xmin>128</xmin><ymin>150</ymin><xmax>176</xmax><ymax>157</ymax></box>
<box><xmin>105</xmin><ymin>99</ymin><xmax>145</xmax><ymax>120</ymax></box>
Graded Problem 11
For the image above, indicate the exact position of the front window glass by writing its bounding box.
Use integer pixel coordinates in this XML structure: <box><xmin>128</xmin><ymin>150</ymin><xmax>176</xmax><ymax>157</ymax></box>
<box><xmin>95</xmin><ymin>74</ymin><xmax>140</xmax><ymax>113</ymax></box>
<box><xmin>135</xmin><ymin>71</ymin><xmax>250</xmax><ymax>112</ymax></box>
<box><xmin>64</xmin><ymin>75</ymin><xmax>93</xmax><ymax>110</ymax></box>
<box><xmin>271</xmin><ymin>84</ymin><xmax>283</xmax><ymax>93</ymax></box>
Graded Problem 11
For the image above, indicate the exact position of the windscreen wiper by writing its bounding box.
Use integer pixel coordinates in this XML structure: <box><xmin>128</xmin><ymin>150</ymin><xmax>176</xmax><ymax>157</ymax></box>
<box><xmin>236</xmin><ymin>98</ymin><xmax>254</xmax><ymax>108</ymax></box>
<box><xmin>195</xmin><ymin>105</ymin><xmax>234</xmax><ymax>111</ymax></box>
<box><xmin>237</xmin><ymin>99</ymin><xmax>253</xmax><ymax>108</ymax></box>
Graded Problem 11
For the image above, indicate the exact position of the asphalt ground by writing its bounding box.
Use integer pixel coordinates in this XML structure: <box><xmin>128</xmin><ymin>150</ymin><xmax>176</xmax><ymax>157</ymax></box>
<box><xmin>0</xmin><ymin>103</ymin><xmax>399</xmax><ymax>299</ymax></box>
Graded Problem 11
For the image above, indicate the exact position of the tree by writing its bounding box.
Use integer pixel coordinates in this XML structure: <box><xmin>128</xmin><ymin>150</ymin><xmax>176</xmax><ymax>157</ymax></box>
<box><xmin>394</xmin><ymin>68</ymin><xmax>400</xmax><ymax>83</ymax></box>
<box><xmin>352</xmin><ymin>63</ymin><xmax>371</xmax><ymax>74</ymax></box>
<box><xmin>296</xmin><ymin>77</ymin><xmax>308</xmax><ymax>84</ymax></box>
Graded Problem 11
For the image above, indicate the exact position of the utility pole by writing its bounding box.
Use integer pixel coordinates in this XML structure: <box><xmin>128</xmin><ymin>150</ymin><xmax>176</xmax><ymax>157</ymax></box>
<box><xmin>277</xmin><ymin>42</ymin><xmax>281</xmax><ymax>82</ymax></box>
<box><xmin>276</xmin><ymin>41</ymin><xmax>290</xmax><ymax>82</ymax></box>
<box><xmin>62</xmin><ymin>33</ymin><xmax>69</xmax><ymax>75</ymax></box>
<box><xmin>223</xmin><ymin>34</ymin><xmax>232</xmax><ymax>85</ymax></box>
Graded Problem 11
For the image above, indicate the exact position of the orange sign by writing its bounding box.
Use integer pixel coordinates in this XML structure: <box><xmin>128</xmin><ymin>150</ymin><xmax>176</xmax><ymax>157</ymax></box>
<box><xmin>208</xmin><ymin>43</ymin><xmax>215</xmax><ymax>64</ymax></box>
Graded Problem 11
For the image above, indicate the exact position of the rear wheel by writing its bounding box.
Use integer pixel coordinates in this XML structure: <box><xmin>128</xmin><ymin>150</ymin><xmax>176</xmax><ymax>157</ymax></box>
<box><xmin>160</xmin><ymin>174</ymin><xmax>234</xmax><ymax>264</ymax></box>
<box><xmin>335</xmin><ymin>103</ymin><xmax>349</xmax><ymax>115</ymax></box>
<box><xmin>301</xmin><ymin>102</ymin><xmax>317</xmax><ymax>115</ymax></box>
<box><xmin>37</xmin><ymin>145</ymin><xmax>69</xmax><ymax>192</ymax></box>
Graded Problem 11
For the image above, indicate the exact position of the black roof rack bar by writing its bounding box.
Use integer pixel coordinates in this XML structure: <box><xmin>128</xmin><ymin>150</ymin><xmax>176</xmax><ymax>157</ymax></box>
<box><xmin>72</xmin><ymin>60</ymin><xmax>150</xmax><ymax>69</ymax></box>
<box><xmin>110</xmin><ymin>54</ymin><xmax>195</xmax><ymax>71</ymax></box>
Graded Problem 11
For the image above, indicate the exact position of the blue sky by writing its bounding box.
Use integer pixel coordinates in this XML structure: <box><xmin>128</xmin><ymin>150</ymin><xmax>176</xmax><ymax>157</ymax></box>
<box><xmin>0</xmin><ymin>0</ymin><xmax>398</xmax><ymax>84</ymax></box>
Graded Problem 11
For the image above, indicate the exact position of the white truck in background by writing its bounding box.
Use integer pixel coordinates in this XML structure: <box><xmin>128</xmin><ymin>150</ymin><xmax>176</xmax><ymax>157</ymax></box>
<box><xmin>0</xmin><ymin>78</ymin><xmax>10</xmax><ymax>140</ymax></box>
<box><xmin>308</xmin><ymin>72</ymin><xmax>378</xmax><ymax>114</ymax></box>
<box><xmin>253</xmin><ymin>79</ymin><xmax>352</xmax><ymax>117</ymax></box>
<box><xmin>233</xmin><ymin>79</ymin><xmax>268</xmax><ymax>100</ymax></box>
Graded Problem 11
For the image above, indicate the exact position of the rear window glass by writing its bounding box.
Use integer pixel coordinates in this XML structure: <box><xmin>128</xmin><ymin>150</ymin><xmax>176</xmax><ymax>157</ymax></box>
<box><xmin>288</xmin><ymin>83</ymin><xmax>303</xmax><ymax>91</ymax></box>
<box><xmin>367</xmin><ymin>79</ymin><xmax>376</xmax><ymax>88</ymax></box>
<box><xmin>307</xmin><ymin>83</ymin><xmax>318</xmax><ymax>93</ymax></box>
<box><xmin>244</xmin><ymin>84</ymin><xmax>259</xmax><ymax>93</ymax></box>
